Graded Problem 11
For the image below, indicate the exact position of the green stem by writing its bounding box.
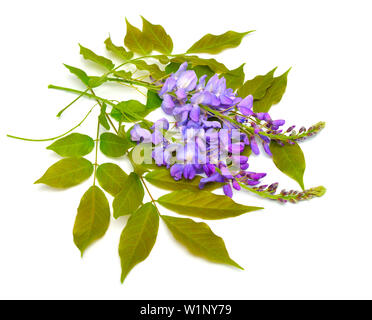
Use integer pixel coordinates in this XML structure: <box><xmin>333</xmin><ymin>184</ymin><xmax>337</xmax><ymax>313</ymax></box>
<box><xmin>140</xmin><ymin>176</ymin><xmax>160</xmax><ymax>215</ymax></box>
<box><xmin>7</xmin><ymin>106</ymin><xmax>95</xmax><ymax>142</ymax></box>
<box><xmin>93</xmin><ymin>117</ymin><xmax>100</xmax><ymax>186</ymax></box>
<box><xmin>48</xmin><ymin>85</ymin><xmax>116</xmax><ymax>106</ymax></box>
<box><xmin>56</xmin><ymin>89</ymin><xmax>89</xmax><ymax>117</ymax></box>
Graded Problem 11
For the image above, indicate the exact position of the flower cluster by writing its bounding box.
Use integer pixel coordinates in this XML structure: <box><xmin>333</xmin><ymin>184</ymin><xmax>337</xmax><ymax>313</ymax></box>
<box><xmin>130</xmin><ymin>62</ymin><xmax>311</xmax><ymax>198</ymax></box>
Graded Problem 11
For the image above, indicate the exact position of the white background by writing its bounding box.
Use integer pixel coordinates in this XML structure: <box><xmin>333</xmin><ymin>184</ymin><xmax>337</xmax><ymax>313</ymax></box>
<box><xmin>1</xmin><ymin>0</ymin><xmax>371</xmax><ymax>300</ymax></box>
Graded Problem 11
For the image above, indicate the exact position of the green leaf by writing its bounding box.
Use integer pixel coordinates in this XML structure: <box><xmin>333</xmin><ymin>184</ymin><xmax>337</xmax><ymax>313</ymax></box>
<box><xmin>114</xmin><ymin>100</ymin><xmax>149</xmax><ymax>122</ymax></box>
<box><xmin>270</xmin><ymin>141</ymin><xmax>306</xmax><ymax>190</ymax></box>
<box><xmin>46</xmin><ymin>133</ymin><xmax>94</xmax><ymax>157</ymax></box>
<box><xmin>96</xmin><ymin>163</ymin><xmax>128</xmax><ymax>197</ymax></box>
<box><xmin>99</xmin><ymin>132</ymin><xmax>130</xmax><ymax>158</ymax></box>
<box><xmin>131</xmin><ymin>60</ymin><xmax>166</xmax><ymax>79</ymax></box>
<box><xmin>124</xmin><ymin>18</ymin><xmax>152</xmax><ymax>55</ymax></box>
<box><xmin>88</xmin><ymin>76</ymin><xmax>106</xmax><ymax>88</ymax></box>
<box><xmin>156</xmin><ymin>55</ymin><xmax>170</xmax><ymax>64</ymax></box>
<box><xmin>237</xmin><ymin>67</ymin><xmax>277</xmax><ymax>100</ymax></box>
<box><xmin>192</xmin><ymin>65</ymin><xmax>214</xmax><ymax>81</ymax></box>
<box><xmin>119</xmin><ymin>202</ymin><xmax>159</xmax><ymax>283</ymax></box>
<box><xmin>157</xmin><ymin>190</ymin><xmax>262</xmax><ymax>220</ymax></box>
<box><xmin>253</xmin><ymin>68</ymin><xmax>291</xmax><ymax>113</ymax></box>
<box><xmin>171</xmin><ymin>55</ymin><xmax>228</xmax><ymax>73</ymax></box>
<box><xmin>114</xmin><ymin>70</ymin><xmax>132</xmax><ymax>80</ymax></box>
<box><xmin>141</xmin><ymin>16</ymin><xmax>173</xmax><ymax>54</ymax></box>
<box><xmin>146</xmin><ymin>90</ymin><xmax>162</xmax><ymax>111</ymax></box>
<box><xmin>187</xmin><ymin>30</ymin><xmax>254</xmax><ymax>54</ymax></box>
<box><xmin>79</xmin><ymin>44</ymin><xmax>115</xmax><ymax>70</ymax></box>
<box><xmin>98</xmin><ymin>103</ymin><xmax>110</xmax><ymax>130</ymax></box>
<box><xmin>34</xmin><ymin>158</ymin><xmax>93</xmax><ymax>188</ymax></box>
<box><xmin>221</xmin><ymin>64</ymin><xmax>245</xmax><ymax>90</ymax></box>
<box><xmin>104</xmin><ymin>36</ymin><xmax>133</xmax><ymax>60</ymax></box>
<box><xmin>161</xmin><ymin>215</ymin><xmax>242</xmax><ymax>269</ymax></box>
<box><xmin>63</xmin><ymin>64</ymin><xmax>90</xmax><ymax>86</ymax></box>
<box><xmin>73</xmin><ymin>186</ymin><xmax>110</xmax><ymax>256</ymax></box>
<box><xmin>145</xmin><ymin>169</ymin><xmax>220</xmax><ymax>192</ymax></box>
<box><xmin>165</xmin><ymin>62</ymin><xmax>181</xmax><ymax>74</ymax></box>
<box><xmin>113</xmin><ymin>172</ymin><xmax>144</xmax><ymax>218</ymax></box>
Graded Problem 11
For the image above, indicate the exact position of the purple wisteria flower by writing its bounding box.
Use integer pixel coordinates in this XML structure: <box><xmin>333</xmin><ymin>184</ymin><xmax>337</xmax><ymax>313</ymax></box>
<box><xmin>129</xmin><ymin>62</ymin><xmax>293</xmax><ymax>197</ymax></box>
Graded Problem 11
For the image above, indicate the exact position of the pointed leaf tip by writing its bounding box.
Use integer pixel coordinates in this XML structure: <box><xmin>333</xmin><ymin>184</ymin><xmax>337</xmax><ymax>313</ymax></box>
<box><xmin>187</xmin><ymin>30</ymin><xmax>254</xmax><ymax>54</ymax></box>
<box><xmin>161</xmin><ymin>215</ymin><xmax>242</xmax><ymax>269</ymax></box>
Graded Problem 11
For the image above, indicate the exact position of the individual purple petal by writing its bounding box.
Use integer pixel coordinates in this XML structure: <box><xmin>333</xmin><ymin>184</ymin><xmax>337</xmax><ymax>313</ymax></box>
<box><xmin>175</xmin><ymin>88</ymin><xmax>187</xmax><ymax>100</ymax></box>
<box><xmin>202</xmin><ymin>120</ymin><xmax>221</xmax><ymax>129</ymax></box>
<box><xmin>256</xmin><ymin>112</ymin><xmax>267</xmax><ymax>120</ymax></box>
<box><xmin>250</xmin><ymin>136</ymin><xmax>260</xmax><ymax>155</ymax></box>
<box><xmin>152</xmin><ymin>130</ymin><xmax>164</xmax><ymax>145</ymax></box>
<box><xmin>232</xmin><ymin>180</ymin><xmax>241</xmax><ymax>191</ymax></box>
<box><xmin>246</xmin><ymin>180</ymin><xmax>260</xmax><ymax>186</ymax></box>
<box><xmin>247</xmin><ymin>172</ymin><xmax>267</xmax><ymax>180</ymax></box>
<box><xmin>220</xmin><ymin>165</ymin><xmax>234</xmax><ymax>179</ymax></box>
<box><xmin>238</xmin><ymin>95</ymin><xmax>253</xmax><ymax>108</ymax></box>
<box><xmin>263</xmin><ymin>143</ymin><xmax>272</xmax><ymax>156</ymax></box>
<box><xmin>210</xmin><ymin>95</ymin><xmax>221</xmax><ymax>106</ymax></box>
<box><xmin>223</xmin><ymin>183</ymin><xmax>233</xmax><ymax>198</ymax></box>
<box><xmin>272</xmin><ymin>119</ymin><xmax>285</xmax><ymax>127</ymax></box>
<box><xmin>241</xmin><ymin>107</ymin><xmax>254</xmax><ymax>116</ymax></box>
<box><xmin>130</xmin><ymin>124</ymin><xmax>152</xmax><ymax>143</ymax></box>
<box><xmin>152</xmin><ymin>146</ymin><xmax>164</xmax><ymax>165</ymax></box>
<box><xmin>159</xmin><ymin>76</ymin><xmax>176</xmax><ymax>96</ymax></box>
<box><xmin>199</xmin><ymin>172</ymin><xmax>224</xmax><ymax>189</ymax></box>
<box><xmin>183</xmin><ymin>164</ymin><xmax>196</xmax><ymax>180</ymax></box>
<box><xmin>220</xmin><ymin>95</ymin><xmax>233</xmax><ymax>105</ymax></box>
<box><xmin>174</xmin><ymin>62</ymin><xmax>188</xmax><ymax>78</ymax></box>
<box><xmin>177</xmin><ymin>70</ymin><xmax>197</xmax><ymax>91</ymax></box>
<box><xmin>205</xmin><ymin>74</ymin><xmax>219</xmax><ymax>92</ymax></box>
<box><xmin>152</xmin><ymin>118</ymin><xmax>169</xmax><ymax>131</ymax></box>
<box><xmin>161</xmin><ymin>94</ymin><xmax>175</xmax><ymax>115</ymax></box>
<box><xmin>259</xmin><ymin>134</ymin><xmax>270</xmax><ymax>143</ymax></box>
<box><xmin>170</xmin><ymin>164</ymin><xmax>184</xmax><ymax>181</ymax></box>
<box><xmin>173</xmin><ymin>104</ymin><xmax>192</xmax><ymax>124</ymax></box>
<box><xmin>203</xmin><ymin>164</ymin><xmax>216</xmax><ymax>176</ymax></box>
<box><xmin>264</xmin><ymin>113</ymin><xmax>272</xmax><ymax>122</ymax></box>
<box><xmin>190</xmin><ymin>91</ymin><xmax>213</xmax><ymax>105</ymax></box>
<box><xmin>215</xmin><ymin>77</ymin><xmax>227</xmax><ymax>96</ymax></box>
<box><xmin>196</xmin><ymin>75</ymin><xmax>207</xmax><ymax>90</ymax></box>
<box><xmin>240</xmin><ymin>163</ymin><xmax>249</xmax><ymax>170</ymax></box>
<box><xmin>190</xmin><ymin>105</ymin><xmax>200</xmax><ymax>122</ymax></box>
